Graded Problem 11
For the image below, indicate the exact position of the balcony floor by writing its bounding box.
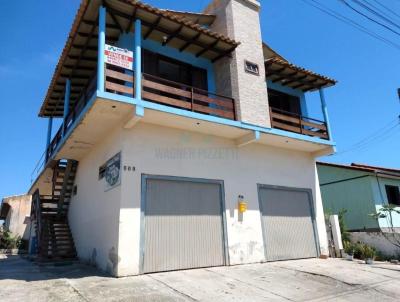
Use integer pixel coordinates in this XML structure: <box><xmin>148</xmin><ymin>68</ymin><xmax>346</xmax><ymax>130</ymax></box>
<box><xmin>30</xmin><ymin>96</ymin><xmax>334</xmax><ymax>194</ymax></box>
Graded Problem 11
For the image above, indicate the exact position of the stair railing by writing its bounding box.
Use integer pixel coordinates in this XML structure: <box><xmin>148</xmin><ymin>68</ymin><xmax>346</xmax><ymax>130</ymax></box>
<box><xmin>32</xmin><ymin>189</ymin><xmax>42</xmax><ymax>254</ymax></box>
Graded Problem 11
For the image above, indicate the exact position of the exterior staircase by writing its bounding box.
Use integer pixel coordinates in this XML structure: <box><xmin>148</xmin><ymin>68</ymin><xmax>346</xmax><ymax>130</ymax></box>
<box><xmin>31</xmin><ymin>159</ymin><xmax>78</xmax><ymax>261</ymax></box>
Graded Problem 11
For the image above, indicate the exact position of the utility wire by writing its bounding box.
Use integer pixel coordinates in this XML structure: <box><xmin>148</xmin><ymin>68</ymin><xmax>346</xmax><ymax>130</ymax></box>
<box><xmin>339</xmin><ymin>125</ymin><xmax>399</xmax><ymax>155</ymax></box>
<box><xmin>345</xmin><ymin>117</ymin><xmax>399</xmax><ymax>148</ymax></box>
<box><xmin>339</xmin><ymin>0</ymin><xmax>400</xmax><ymax>36</ymax></box>
<box><xmin>372</xmin><ymin>0</ymin><xmax>400</xmax><ymax>20</ymax></box>
<box><xmin>335</xmin><ymin>118</ymin><xmax>400</xmax><ymax>155</ymax></box>
<box><xmin>350</xmin><ymin>0</ymin><xmax>400</xmax><ymax>30</ymax></box>
<box><xmin>300</xmin><ymin>0</ymin><xmax>400</xmax><ymax>50</ymax></box>
<box><xmin>367</xmin><ymin>0</ymin><xmax>400</xmax><ymax>22</ymax></box>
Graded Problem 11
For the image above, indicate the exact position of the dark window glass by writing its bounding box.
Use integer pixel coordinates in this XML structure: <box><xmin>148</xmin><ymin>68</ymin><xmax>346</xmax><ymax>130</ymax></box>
<box><xmin>385</xmin><ymin>185</ymin><xmax>400</xmax><ymax>206</ymax></box>
<box><xmin>158</xmin><ymin>59</ymin><xmax>182</xmax><ymax>84</ymax></box>
<box><xmin>268</xmin><ymin>88</ymin><xmax>301</xmax><ymax>115</ymax></box>
<box><xmin>142</xmin><ymin>49</ymin><xmax>208</xmax><ymax>90</ymax></box>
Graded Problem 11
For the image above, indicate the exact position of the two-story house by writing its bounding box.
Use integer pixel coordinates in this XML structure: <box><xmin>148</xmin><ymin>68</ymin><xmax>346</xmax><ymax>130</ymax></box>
<box><xmin>28</xmin><ymin>0</ymin><xmax>337</xmax><ymax>277</ymax></box>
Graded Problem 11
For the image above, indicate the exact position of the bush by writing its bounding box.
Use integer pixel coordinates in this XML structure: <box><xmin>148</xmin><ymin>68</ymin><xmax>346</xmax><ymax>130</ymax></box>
<box><xmin>343</xmin><ymin>240</ymin><xmax>354</xmax><ymax>255</ymax></box>
<box><xmin>353</xmin><ymin>242</ymin><xmax>364</xmax><ymax>259</ymax></box>
<box><xmin>0</xmin><ymin>229</ymin><xmax>22</xmax><ymax>249</ymax></box>
<box><xmin>361</xmin><ymin>244</ymin><xmax>376</xmax><ymax>259</ymax></box>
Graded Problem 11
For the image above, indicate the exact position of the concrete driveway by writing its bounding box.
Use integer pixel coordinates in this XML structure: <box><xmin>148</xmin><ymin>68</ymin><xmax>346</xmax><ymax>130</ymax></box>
<box><xmin>0</xmin><ymin>255</ymin><xmax>399</xmax><ymax>301</ymax></box>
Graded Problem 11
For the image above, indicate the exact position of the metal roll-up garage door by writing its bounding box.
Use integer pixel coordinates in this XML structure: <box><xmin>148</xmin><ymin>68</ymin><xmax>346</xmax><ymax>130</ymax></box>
<box><xmin>141</xmin><ymin>175</ymin><xmax>227</xmax><ymax>273</ymax></box>
<box><xmin>258</xmin><ymin>185</ymin><xmax>319</xmax><ymax>261</ymax></box>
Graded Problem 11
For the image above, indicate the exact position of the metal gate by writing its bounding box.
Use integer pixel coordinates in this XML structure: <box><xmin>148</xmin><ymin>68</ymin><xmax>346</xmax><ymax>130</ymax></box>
<box><xmin>141</xmin><ymin>175</ymin><xmax>227</xmax><ymax>273</ymax></box>
<box><xmin>258</xmin><ymin>185</ymin><xmax>319</xmax><ymax>261</ymax></box>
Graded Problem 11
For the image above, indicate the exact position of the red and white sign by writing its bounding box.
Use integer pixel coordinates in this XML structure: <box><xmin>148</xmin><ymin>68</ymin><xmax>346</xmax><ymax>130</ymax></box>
<box><xmin>104</xmin><ymin>44</ymin><xmax>133</xmax><ymax>70</ymax></box>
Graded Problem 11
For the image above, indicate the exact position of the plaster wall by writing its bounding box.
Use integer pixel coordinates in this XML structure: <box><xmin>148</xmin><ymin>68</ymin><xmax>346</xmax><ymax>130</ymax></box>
<box><xmin>68</xmin><ymin>124</ymin><xmax>124</xmax><ymax>276</ymax></box>
<box><xmin>2</xmin><ymin>195</ymin><xmax>31</xmax><ymax>240</ymax></box>
<box><xmin>116</xmin><ymin>122</ymin><xmax>328</xmax><ymax>276</ymax></box>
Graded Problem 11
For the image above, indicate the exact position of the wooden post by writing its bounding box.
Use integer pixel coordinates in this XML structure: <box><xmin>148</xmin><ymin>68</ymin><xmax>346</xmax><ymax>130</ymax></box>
<box><xmin>191</xmin><ymin>87</ymin><xmax>194</xmax><ymax>111</ymax></box>
<box><xmin>299</xmin><ymin>115</ymin><xmax>303</xmax><ymax>134</ymax></box>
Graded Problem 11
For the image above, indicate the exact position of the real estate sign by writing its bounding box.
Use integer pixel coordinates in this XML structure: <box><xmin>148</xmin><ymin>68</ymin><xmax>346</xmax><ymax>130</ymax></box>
<box><xmin>104</xmin><ymin>44</ymin><xmax>133</xmax><ymax>70</ymax></box>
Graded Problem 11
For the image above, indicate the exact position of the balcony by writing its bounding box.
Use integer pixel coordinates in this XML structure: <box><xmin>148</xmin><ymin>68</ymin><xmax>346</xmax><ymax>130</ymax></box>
<box><xmin>269</xmin><ymin>107</ymin><xmax>329</xmax><ymax>140</ymax></box>
<box><xmin>105</xmin><ymin>65</ymin><xmax>236</xmax><ymax>120</ymax></box>
<box><xmin>43</xmin><ymin>64</ymin><xmax>236</xmax><ymax>164</ymax></box>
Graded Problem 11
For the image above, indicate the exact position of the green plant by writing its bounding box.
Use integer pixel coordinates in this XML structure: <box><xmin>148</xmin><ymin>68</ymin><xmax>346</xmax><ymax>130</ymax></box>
<box><xmin>361</xmin><ymin>244</ymin><xmax>376</xmax><ymax>259</ymax></box>
<box><xmin>0</xmin><ymin>229</ymin><xmax>22</xmax><ymax>249</ymax></box>
<box><xmin>343</xmin><ymin>240</ymin><xmax>354</xmax><ymax>255</ymax></box>
<box><xmin>338</xmin><ymin>209</ymin><xmax>350</xmax><ymax>243</ymax></box>
<box><xmin>353</xmin><ymin>242</ymin><xmax>365</xmax><ymax>259</ymax></box>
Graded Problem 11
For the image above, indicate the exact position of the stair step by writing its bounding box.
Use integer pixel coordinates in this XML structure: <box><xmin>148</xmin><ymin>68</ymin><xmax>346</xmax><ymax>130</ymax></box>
<box><xmin>35</xmin><ymin>159</ymin><xmax>78</xmax><ymax>261</ymax></box>
<box><xmin>41</xmin><ymin>244</ymin><xmax>75</xmax><ymax>249</ymax></box>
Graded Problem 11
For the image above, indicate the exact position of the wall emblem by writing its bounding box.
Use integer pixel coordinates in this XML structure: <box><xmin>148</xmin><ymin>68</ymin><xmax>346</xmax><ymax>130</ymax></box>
<box><xmin>105</xmin><ymin>152</ymin><xmax>121</xmax><ymax>191</ymax></box>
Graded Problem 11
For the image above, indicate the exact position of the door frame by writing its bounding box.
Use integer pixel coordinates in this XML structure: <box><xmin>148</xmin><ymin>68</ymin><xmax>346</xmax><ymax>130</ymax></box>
<box><xmin>139</xmin><ymin>174</ymin><xmax>230</xmax><ymax>274</ymax></box>
<box><xmin>257</xmin><ymin>184</ymin><xmax>321</xmax><ymax>261</ymax></box>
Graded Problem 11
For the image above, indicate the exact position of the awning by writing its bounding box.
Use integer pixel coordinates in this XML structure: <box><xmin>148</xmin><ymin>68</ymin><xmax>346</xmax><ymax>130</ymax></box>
<box><xmin>39</xmin><ymin>0</ymin><xmax>240</xmax><ymax>117</ymax></box>
<box><xmin>265</xmin><ymin>57</ymin><xmax>337</xmax><ymax>92</ymax></box>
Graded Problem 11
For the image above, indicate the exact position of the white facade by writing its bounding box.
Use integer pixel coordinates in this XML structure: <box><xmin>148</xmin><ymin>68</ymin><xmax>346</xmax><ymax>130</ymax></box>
<box><xmin>69</xmin><ymin>122</ymin><xmax>328</xmax><ymax>276</ymax></box>
<box><xmin>28</xmin><ymin>0</ymin><xmax>336</xmax><ymax>277</ymax></box>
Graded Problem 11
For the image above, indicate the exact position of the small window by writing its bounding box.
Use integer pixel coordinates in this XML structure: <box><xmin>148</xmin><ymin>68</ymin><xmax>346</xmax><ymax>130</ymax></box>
<box><xmin>385</xmin><ymin>185</ymin><xmax>400</xmax><ymax>206</ymax></box>
<box><xmin>244</xmin><ymin>60</ymin><xmax>259</xmax><ymax>75</ymax></box>
<box><xmin>99</xmin><ymin>164</ymin><xmax>106</xmax><ymax>180</ymax></box>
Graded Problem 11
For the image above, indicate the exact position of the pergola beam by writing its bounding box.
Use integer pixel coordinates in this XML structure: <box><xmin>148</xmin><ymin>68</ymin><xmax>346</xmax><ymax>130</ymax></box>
<box><xmin>68</xmin><ymin>55</ymin><xmax>97</xmax><ymax>62</ymax></box>
<box><xmin>63</xmin><ymin>65</ymin><xmax>95</xmax><ymax>71</ymax></box>
<box><xmin>81</xmin><ymin>20</ymin><xmax>120</xmax><ymax>31</ymax></box>
<box><xmin>164</xmin><ymin>24</ymin><xmax>183</xmax><ymax>45</ymax></box>
<box><xmin>211</xmin><ymin>46</ymin><xmax>236</xmax><ymax>63</ymax></box>
<box><xmin>125</xmin><ymin>7</ymin><xmax>137</xmax><ymax>32</ymax></box>
<box><xmin>180</xmin><ymin>33</ymin><xmax>201</xmax><ymax>52</ymax></box>
<box><xmin>104</xmin><ymin>1</ymin><xmax>124</xmax><ymax>33</ymax></box>
<box><xmin>195</xmin><ymin>39</ymin><xmax>219</xmax><ymax>57</ymax></box>
<box><xmin>271</xmin><ymin>71</ymin><xmax>298</xmax><ymax>83</ymax></box>
<box><xmin>292</xmin><ymin>78</ymin><xmax>319</xmax><ymax>89</ymax></box>
<box><xmin>144</xmin><ymin>16</ymin><xmax>162</xmax><ymax>40</ymax></box>
<box><xmin>105</xmin><ymin>7</ymin><xmax>232</xmax><ymax>57</ymax></box>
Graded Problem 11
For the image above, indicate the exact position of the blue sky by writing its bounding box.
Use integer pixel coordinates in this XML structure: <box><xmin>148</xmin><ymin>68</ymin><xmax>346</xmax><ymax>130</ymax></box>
<box><xmin>0</xmin><ymin>0</ymin><xmax>399</xmax><ymax>199</ymax></box>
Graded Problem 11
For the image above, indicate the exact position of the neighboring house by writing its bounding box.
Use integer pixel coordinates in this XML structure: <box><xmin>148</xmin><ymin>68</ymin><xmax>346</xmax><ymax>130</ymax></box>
<box><xmin>0</xmin><ymin>195</ymin><xmax>32</xmax><ymax>241</ymax></box>
<box><xmin>28</xmin><ymin>0</ymin><xmax>337</xmax><ymax>276</ymax></box>
<box><xmin>317</xmin><ymin>162</ymin><xmax>400</xmax><ymax>255</ymax></box>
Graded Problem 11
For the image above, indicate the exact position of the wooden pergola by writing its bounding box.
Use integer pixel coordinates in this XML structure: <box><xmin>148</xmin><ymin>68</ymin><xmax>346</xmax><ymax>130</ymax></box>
<box><xmin>39</xmin><ymin>0</ymin><xmax>240</xmax><ymax>118</ymax></box>
<box><xmin>265</xmin><ymin>57</ymin><xmax>337</xmax><ymax>92</ymax></box>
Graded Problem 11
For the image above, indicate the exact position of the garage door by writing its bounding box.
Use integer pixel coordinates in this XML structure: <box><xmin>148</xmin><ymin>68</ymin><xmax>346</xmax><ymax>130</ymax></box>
<box><xmin>141</xmin><ymin>176</ymin><xmax>227</xmax><ymax>273</ymax></box>
<box><xmin>258</xmin><ymin>185</ymin><xmax>319</xmax><ymax>261</ymax></box>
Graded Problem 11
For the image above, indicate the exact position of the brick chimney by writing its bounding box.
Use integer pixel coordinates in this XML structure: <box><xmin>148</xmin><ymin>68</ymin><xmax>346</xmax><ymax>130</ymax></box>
<box><xmin>205</xmin><ymin>0</ymin><xmax>271</xmax><ymax>127</ymax></box>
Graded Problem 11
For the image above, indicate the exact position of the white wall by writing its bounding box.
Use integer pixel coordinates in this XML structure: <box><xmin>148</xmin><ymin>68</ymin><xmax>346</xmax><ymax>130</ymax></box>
<box><xmin>117</xmin><ymin>123</ymin><xmax>328</xmax><ymax>276</ymax></box>
<box><xmin>68</xmin><ymin>124</ymin><xmax>124</xmax><ymax>276</ymax></box>
<box><xmin>350</xmin><ymin>232</ymin><xmax>400</xmax><ymax>257</ymax></box>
